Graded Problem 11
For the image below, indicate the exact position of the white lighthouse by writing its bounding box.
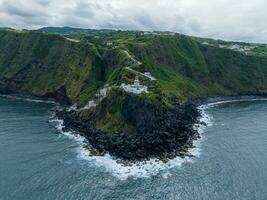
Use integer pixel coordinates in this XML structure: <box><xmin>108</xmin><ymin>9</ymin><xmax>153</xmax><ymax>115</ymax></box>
<box><xmin>134</xmin><ymin>76</ymin><xmax>140</xmax><ymax>87</ymax></box>
<box><xmin>121</xmin><ymin>76</ymin><xmax>148</xmax><ymax>94</ymax></box>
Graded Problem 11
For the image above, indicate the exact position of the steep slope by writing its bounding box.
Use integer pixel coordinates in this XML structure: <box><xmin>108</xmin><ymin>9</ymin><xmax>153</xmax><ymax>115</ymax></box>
<box><xmin>1</xmin><ymin>28</ymin><xmax>267</xmax><ymax>161</ymax></box>
<box><xmin>126</xmin><ymin>35</ymin><xmax>267</xmax><ymax>101</ymax></box>
<box><xmin>1</xmin><ymin>29</ymin><xmax>267</xmax><ymax>104</ymax></box>
<box><xmin>0</xmin><ymin>29</ymin><xmax>106</xmax><ymax>104</ymax></box>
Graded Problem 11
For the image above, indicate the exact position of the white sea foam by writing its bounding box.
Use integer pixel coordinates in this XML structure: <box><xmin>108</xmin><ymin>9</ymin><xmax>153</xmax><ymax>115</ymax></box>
<box><xmin>204</xmin><ymin>98</ymin><xmax>267</xmax><ymax>108</ymax></box>
<box><xmin>49</xmin><ymin>118</ymin><xmax>86</xmax><ymax>144</ymax></box>
<box><xmin>51</xmin><ymin>116</ymin><xmax>205</xmax><ymax>180</ymax></box>
<box><xmin>77</xmin><ymin>110</ymin><xmax>209</xmax><ymax>180</ymax></box>
<box><xmin>0</xmin><ymin>94</ymin><xmax>58</xmax><ymax>104</ymax></box>
<box><xmin>50</xmin><ymin>104</ymin><xmax>212</xmax><ymax>180</ymax></box>
<box><xmin>78</xmin><ymin>148</ymin><xmax>191</xmax><ymax>180</ymax></box>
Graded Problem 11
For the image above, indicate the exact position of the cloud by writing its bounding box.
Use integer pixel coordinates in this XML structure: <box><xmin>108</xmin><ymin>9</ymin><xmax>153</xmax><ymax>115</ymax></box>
<box><xmin>0</xmin><ymin>0</ymin><xmax>266</xmax><ymax>43</ymax></box>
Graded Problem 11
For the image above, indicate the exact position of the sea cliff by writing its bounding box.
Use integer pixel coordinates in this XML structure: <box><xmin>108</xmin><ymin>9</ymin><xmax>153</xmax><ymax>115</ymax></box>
<box><xmin>56</xmin><ymin>91</ymin><xmax>201</xmax><ymax>162</ymax></box>
<box><xmin>1</xmin><ymin>27</ymin><xmax>267</xmax><ymax>162</ymax></box>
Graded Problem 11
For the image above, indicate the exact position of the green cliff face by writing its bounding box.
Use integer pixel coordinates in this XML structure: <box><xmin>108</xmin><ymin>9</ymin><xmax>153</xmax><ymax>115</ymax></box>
<box><xmin>1</xmin><ymin>27</ymin><xmax>267</xmax><ymax>133</ymax></box>
<box><xmin>126</xmin><ymin>35</ymin><xmax>267</xmax><ymax>100</ymax></box>
<box><xmin>0</xmin><ymin>29</ymin><xmax>106</xmax><ymax>104</ymax></box>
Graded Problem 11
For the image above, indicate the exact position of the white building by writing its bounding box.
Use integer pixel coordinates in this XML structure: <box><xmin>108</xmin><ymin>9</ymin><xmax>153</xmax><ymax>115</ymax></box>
<box><xmin>100</xmin><ymin>84</ymin><xmax>111</xmax><ymax>98</ymax></box>
<box><xmin>121</xmin><ymin>76</ymin><xmax>148</xmax><ymax>94</ymax></box>
<box><xmin>143</xmin><ymin>32</ymin><xmax>150</xmax><ymax>35</ymax></box>
<box><xmin>219</xmin><ymin>44</ymin><xmax>227</xmax><ymax>48</ymax></box>
<box><xmin>100</xmin><ymin>87</ymin><xmax>108</xmax><ymax>97</ymax></box>
<box><xmin>229</xmin><ymin>44</ymin><xmax>241</xmax><ymax>50</ymax></box>
<box><xmin>67</xmin><ymin>104</ymin><xmax>78</xmax><ymax>111</ymax></box>
<box><xmin>84</xmin><ymin>100</ymin><xmax>97</xmax><ymax>110</ymax></box>
<box><xmin>95</xmin><ymin>84</ymin><xmax>111</xmax><ymax>100</ymax></box>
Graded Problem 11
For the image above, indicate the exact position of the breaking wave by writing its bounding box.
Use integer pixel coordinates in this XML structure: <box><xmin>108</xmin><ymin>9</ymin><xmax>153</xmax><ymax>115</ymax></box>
<box><xmin>0</xmin><ymin>94</ymin><xmax>58</xmax><ymax>104</ymax></box>
<box><xmin>203</xmin><ymin>97</ymin><xmax>267</xmax><ymax>108</ymax></box>
<box><xmin>60</xmin><ymin>97</ymin><xmax>266</xmax><ymax>179</ymax></box>
<box><xmin>50</xmin><ymin>104</ymin><xmax>213</xmax><ymax>180</ymax></box>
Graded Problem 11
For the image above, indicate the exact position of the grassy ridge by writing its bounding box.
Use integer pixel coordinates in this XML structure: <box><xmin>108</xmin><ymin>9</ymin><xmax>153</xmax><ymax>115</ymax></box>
<box><xmin>126</xmin><ymin>35</ymin><xmax>267</xmax><ymax>101</ymax></box>
<box><xmin>1</xmin><ymin>28</ymin><xmax>267</xmax><ymax>133</ymax></box>
<box><xmin>0</xmin><ymin>29</ymin><xmax>106</xmax><ymax>104</ymax></box>
<box><xmin>0</xmin><ymin>28</ymin><xmax>267</xmax><ymax>105</ymax></box>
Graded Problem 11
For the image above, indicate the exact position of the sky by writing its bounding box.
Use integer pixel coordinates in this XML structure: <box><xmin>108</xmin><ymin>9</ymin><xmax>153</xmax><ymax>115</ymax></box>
<box><xmin>0</xmin><ymin>0</ymin><xmax>267</xmax><ymax>43</ymax></box>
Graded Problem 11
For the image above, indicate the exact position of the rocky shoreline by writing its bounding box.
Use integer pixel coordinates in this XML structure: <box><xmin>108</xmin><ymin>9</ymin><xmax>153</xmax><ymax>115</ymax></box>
<box><xmin>3</xmin><ymin>92</ymin><xmax>266</xmax><ymax>164</ymax></box>
<box><xmin>56</xmin><ymin>99</ymin><xmax>202</xmax><ymax>163</ymax></box>
<box><xmin>2</xmin><ymin>93</ymin><xmax>266</xmax><ymax>164</ymax></box>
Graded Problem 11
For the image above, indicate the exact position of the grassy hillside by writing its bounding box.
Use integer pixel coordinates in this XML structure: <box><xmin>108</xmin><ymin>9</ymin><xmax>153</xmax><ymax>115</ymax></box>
<box><xmin>126</xmin><ymin>35</ymin><xmax>267</xmax><ymax>100</ymax></box>
<box><xmin>1</xmin><ymin>28</ymin><xmax>267</xmax><ymax>104</ymax></box>
<box><xmin>0</xmin><ymin>29</ymin><xmax>107</xmax><ymax>104</ymax></box>
<box><xmin>1</xmin><ymin>28</ymin><xmax>267</xmax><ymax>133</ymax></box>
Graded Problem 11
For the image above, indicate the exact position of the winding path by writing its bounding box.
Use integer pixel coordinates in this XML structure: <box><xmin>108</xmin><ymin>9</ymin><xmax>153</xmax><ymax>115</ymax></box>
<box><xmin>123</xmin><ymin>50</ymin><xmax>156</xmax><ymax>81</ymax></box>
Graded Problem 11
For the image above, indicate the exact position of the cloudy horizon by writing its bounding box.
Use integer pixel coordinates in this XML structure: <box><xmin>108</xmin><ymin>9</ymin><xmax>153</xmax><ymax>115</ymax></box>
<box><xmin>0</xmin><ymin>0</ymin><xmax>267</xmax><ymax>43</ymax></box>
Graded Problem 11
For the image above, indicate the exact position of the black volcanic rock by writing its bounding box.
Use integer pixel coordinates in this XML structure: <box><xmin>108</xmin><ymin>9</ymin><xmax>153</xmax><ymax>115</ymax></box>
<box><xmin>56</xmin><ymin>93</ymin><xmax>201</xmax><ymax>163</ymax></box>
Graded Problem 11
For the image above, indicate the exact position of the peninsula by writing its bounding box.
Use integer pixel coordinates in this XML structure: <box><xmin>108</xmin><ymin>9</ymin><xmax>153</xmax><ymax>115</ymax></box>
<box><xmin>1</xmin><ymin>27</ymin><xmax>267</xmax><ymax>162</ymax></box>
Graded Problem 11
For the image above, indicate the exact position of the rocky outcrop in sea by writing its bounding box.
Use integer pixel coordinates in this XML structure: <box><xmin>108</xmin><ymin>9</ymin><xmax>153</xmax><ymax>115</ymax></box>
<box><xmin>56</xmin><ymin>93</ymin><xmax>201</xmax><ymax>163</ymax></box>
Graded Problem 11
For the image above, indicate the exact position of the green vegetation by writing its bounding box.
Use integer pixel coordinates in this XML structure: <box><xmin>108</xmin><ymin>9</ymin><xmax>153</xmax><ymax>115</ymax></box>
<box><xmin>1</xmin><ymin>27</ymin><xmax>267</xmax><ymax>103</ymax></box>
<box><xmin>0</xmin><ymin>29</ymin><xmax>106</xmax><ymax>104</ymax></box>
<box><xmin>253</xmin><ymin>46</ymin><xmax>267</xmax><ymax>57</ymax></box>
<box><xmin>1</xmin><ymin>27</ymin><xmax>267</xmax><ymax>132</ymax></box>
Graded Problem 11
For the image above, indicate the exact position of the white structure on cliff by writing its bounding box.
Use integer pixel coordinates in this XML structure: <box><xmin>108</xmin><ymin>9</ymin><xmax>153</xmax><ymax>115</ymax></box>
<box><xmin>121</xmin><ymin>76</ymin><xmax>148</xmax><ymax>94</ymax></box>
<box><xmin>84</xmin><ymin>100</ymin><xmax>97</xmax><ymax>110</ymax></box>
<box><xmin>95</xmin><ymin>84</ymin><xmax>110</xmax><ymax>100</ymax></box>
<box><xmin>67</xmin><ymin>104</ymin><xmax>78</xmax><ymax>111</ymax></box>
<box><xmin>82</xmin><ymin>84</ymin><xmax>111</xmax><ymax>110</ymax></box>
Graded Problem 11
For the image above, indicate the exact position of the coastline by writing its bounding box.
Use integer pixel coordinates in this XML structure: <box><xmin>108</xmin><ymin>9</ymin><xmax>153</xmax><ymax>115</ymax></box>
<box><xmin>0</xmin><ymin>94</ymin><xmax>60</xmax><ymax>105</ymax></box>
<box><xmin>56</xmin><ymin>101</ymin><xmax>201</xmax><ymax>164</ymax></box>
<box><xmin>49</xmin><ymin>106</ymin><xmax>210</xmax><ymax>179</ymax></box>
<box><xmin>55</xmin><ymin>94</ymin><xmax>267</xmax><ymax>163</ymax></box>
<box><xmin>1</xmin><ymin>93</ymin><xmax>266</xmax><ymax>165</ymax></box>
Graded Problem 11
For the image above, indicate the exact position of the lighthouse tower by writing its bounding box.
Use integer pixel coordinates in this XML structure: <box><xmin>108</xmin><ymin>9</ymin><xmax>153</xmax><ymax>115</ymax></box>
<box><xmin>134</xmin><ymin>76</ymin><xmax>140</xmax><ymax>87</ymax></box>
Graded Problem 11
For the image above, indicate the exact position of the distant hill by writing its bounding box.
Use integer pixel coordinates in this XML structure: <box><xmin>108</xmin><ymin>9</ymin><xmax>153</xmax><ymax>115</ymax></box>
<box><xmin>38</xmin><ymin>26</ymin><xmax>117</xmax><ymax>35</ymax></box>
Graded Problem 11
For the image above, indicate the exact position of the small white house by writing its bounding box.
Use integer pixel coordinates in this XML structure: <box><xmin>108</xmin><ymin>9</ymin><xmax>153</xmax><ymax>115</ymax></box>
<box><xmin>95</xmin><ymin>84</ymin><xmax>111</xmax><ymax>100</ymax></box>
<box><xmin>229</xmin><ymin>44</ymin><xmax>241</xmax><ymax>50</ymax></box>
<box><xmin>100</xmin><ymin>84</ymin><xmax>111</xmax><ymax>99</ymax></box>
<box><xmin>219</xmin><ymin>44</ymin><xmax>227</xmax><ymax>48</ymax></box>
<box><xmin>84</xmin><ymin>100</ymin><xmax>97</xmax><ymax>110</ymax></box>
<box><xmin>100</xmin><ymin>88</ymin><xmax>108</xmax><ymax>97</ymax></box>
<box><xmin>67</xmin><ymin>104</ymin><xmax>78</xmax><ymax>111</ymax></box>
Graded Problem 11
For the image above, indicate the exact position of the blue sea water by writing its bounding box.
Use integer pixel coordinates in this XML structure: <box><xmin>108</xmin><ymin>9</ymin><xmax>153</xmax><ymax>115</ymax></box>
<box><xmin>0</xmin><ymin>96</ymin><xmax>267</xmax><ymax>200</ymax></box>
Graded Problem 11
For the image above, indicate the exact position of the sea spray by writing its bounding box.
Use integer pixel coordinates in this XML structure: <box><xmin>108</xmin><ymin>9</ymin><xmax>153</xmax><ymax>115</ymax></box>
<box><xmin>50</xmin><ymin>104</ymin><xmax>213</xmax><ymax>180</ymax></box>
<box><xmin>0</xmin><ymin>94</ymin><xmax>58</xmax><ymax>105</ymax></box>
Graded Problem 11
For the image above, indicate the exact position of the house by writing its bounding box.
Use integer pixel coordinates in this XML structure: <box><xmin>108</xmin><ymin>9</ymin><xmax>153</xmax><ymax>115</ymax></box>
<box><xmin>95</xmin><ymin>84</ymin><xmax>111</xmax><ymax>100</ymax></box>
<box><xmin>100</xmin><ymin>88</ymin><xmax>108</xmax><ymax>97</ymax></box>
<box><xmin>229</xmin><ymin>44</ymin><xmax>241</xmax><ymax>50</ymax></box>
<box><xmin>84</xmin><ymin>100</ymin><xmax>97</xmax><ymax>110</ymax></box>
<box><xmin>219</xmin><ymin>44</ymin><xmax>227</xmax><ymax>48</ymax></box>
<box><xmin>68</xmin><ymin>104</ymin><xmax>78</xmax><ymax>111</ymax></box>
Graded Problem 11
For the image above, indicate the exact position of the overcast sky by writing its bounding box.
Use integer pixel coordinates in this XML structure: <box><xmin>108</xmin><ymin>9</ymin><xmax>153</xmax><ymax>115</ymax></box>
<box><xmin>0</xmin><ymin>0</ymin><xmax>266</xmax><ymax>43</ymax></box>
